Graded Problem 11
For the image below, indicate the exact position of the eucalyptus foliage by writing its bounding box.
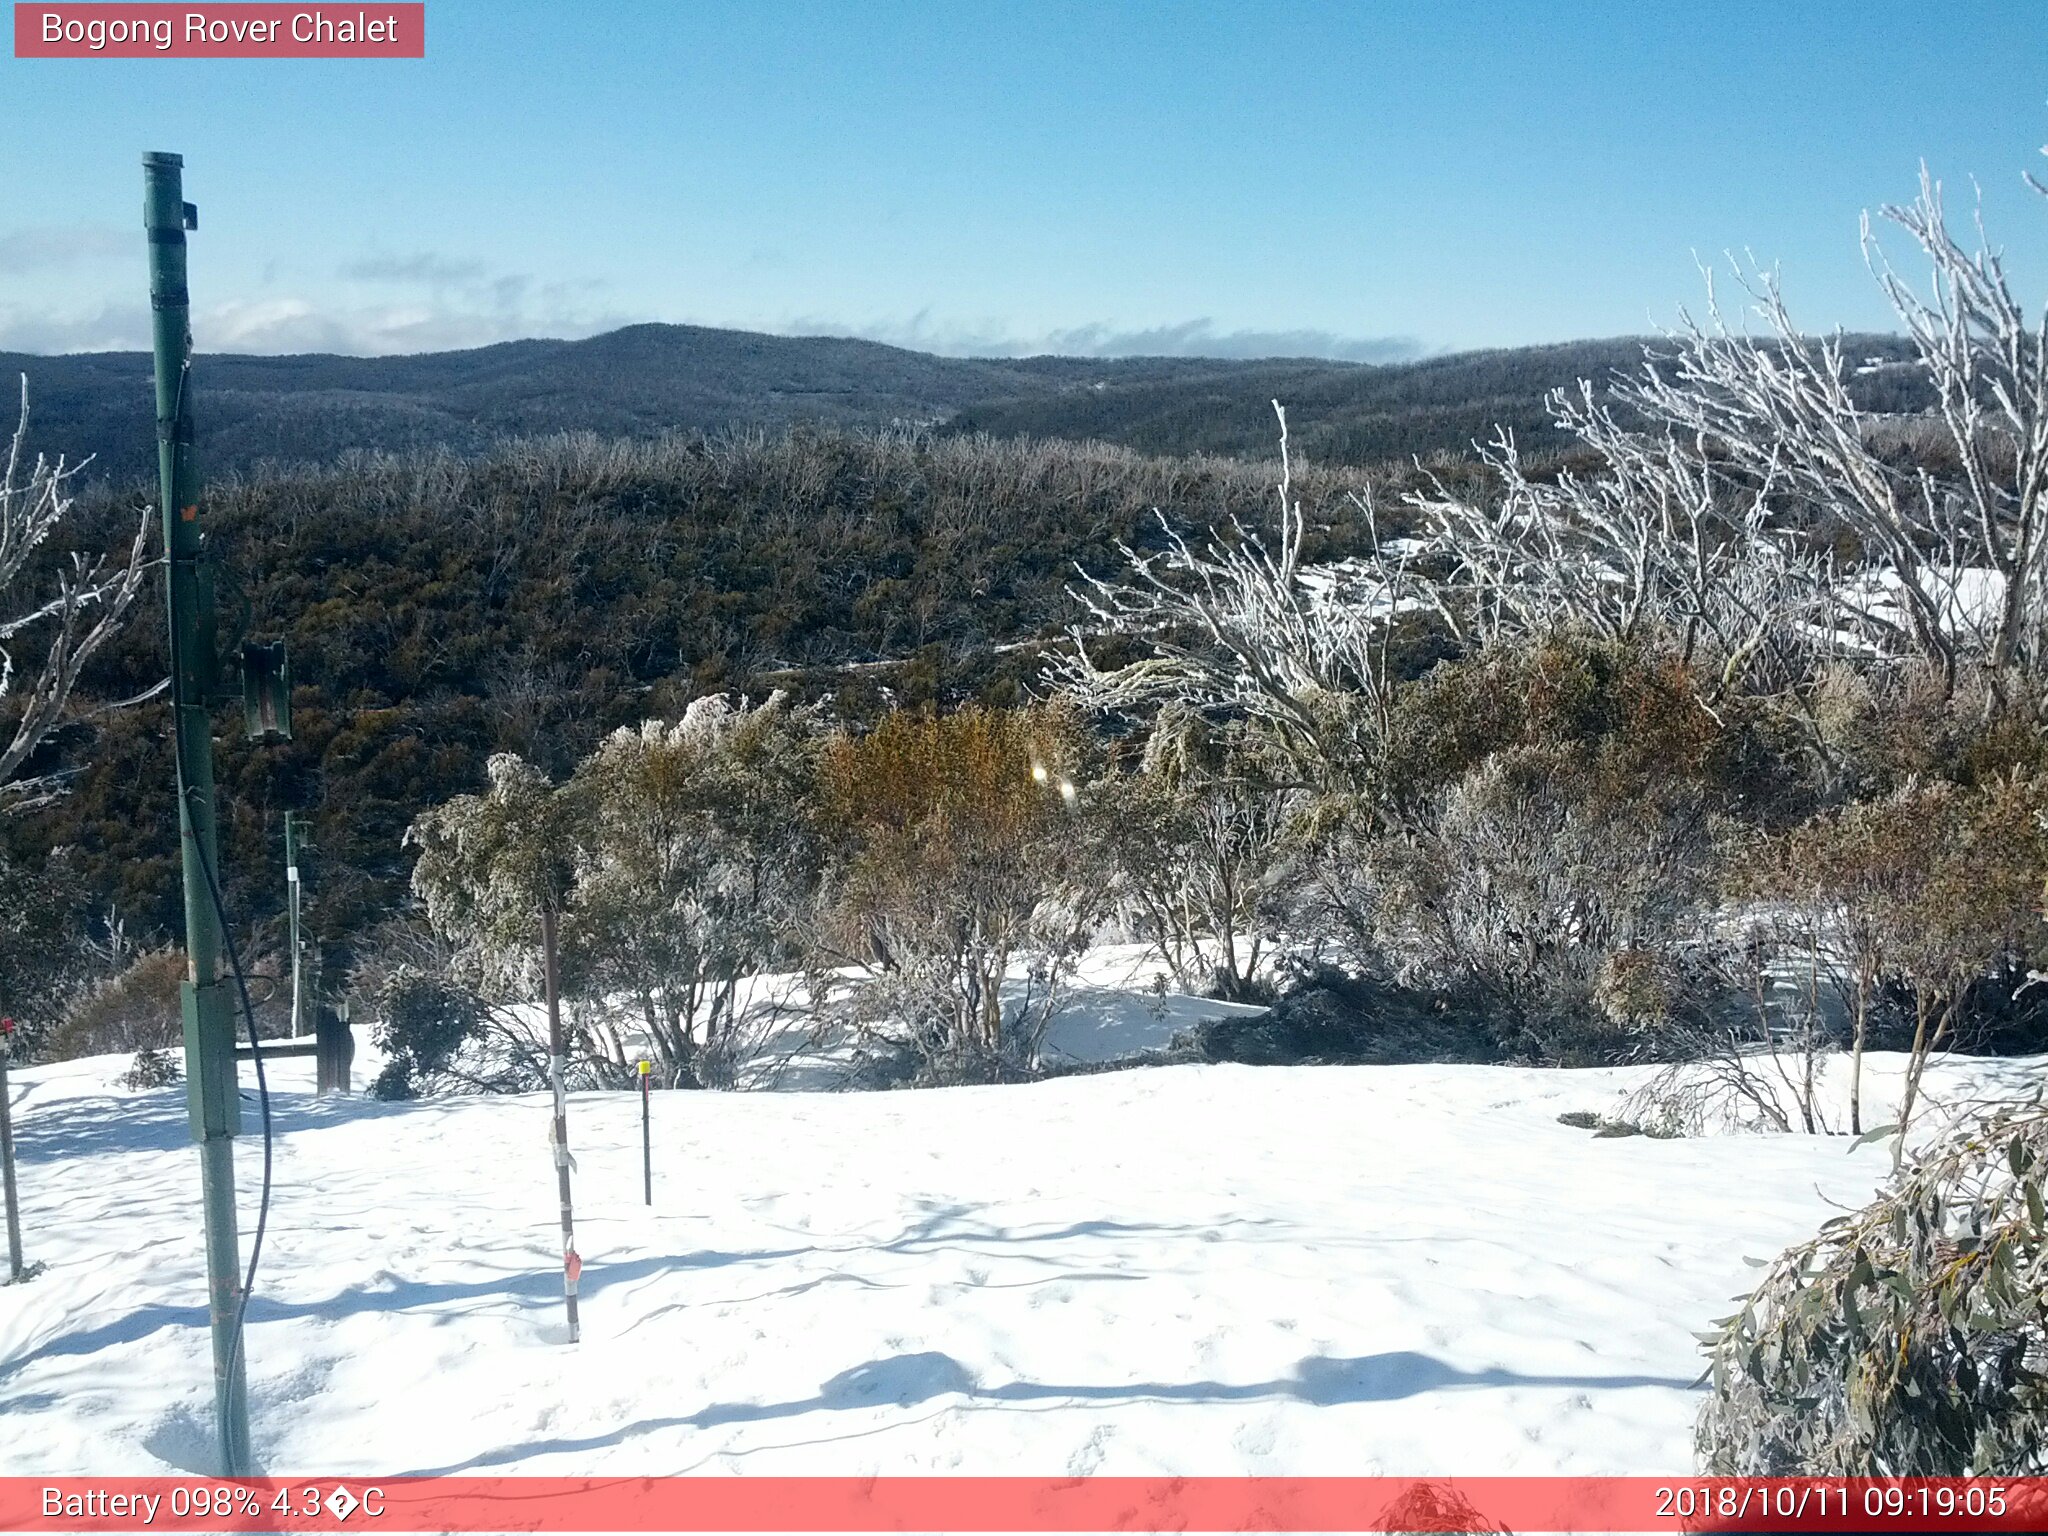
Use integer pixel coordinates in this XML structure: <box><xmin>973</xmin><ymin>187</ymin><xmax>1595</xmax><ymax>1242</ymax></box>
<box><xmin>1699</xmin><ymin>1092</ymin><xmax>2048</xmax><ymax>1474</ymax></box>
<box><xmin>404</xmin><ymin>693</ymin><xmax>818</xmax><ymax>1088</ymax></box>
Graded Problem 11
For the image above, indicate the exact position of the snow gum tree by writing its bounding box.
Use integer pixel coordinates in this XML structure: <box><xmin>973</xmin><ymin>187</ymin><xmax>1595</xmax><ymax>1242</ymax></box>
<box><xmin>406</xmin><ymin>694</ymin><xmax>820</xmax><ymax>1088</ymax></box>
<box><xmin>407</xmin><ymin>751</ymin><xmax>575</xmax><ymax>998</ymax></box>
<box><xmin>564</xmin><ymin>693</ymin><xmax>820</xmax><ymax>1087</ymax></box>
<box><xmin>402</xmin><ymin>751</ymin><xmax>578</xmax><ymax>1089</ymax></box>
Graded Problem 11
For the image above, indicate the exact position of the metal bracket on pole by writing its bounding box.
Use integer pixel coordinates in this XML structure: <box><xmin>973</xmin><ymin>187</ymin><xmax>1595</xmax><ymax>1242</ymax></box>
<box><xmin>181</xmin><ymin>981</ymin><xmax>240</xmax><ymax>1141</ymax></box>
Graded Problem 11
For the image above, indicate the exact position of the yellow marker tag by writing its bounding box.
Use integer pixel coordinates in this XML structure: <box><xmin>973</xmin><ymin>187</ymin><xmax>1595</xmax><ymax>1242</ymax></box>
<box><xmin>638</xmin><ymin>1059</ymin><xmax>651</xmax><ymax>1076</ymax></box>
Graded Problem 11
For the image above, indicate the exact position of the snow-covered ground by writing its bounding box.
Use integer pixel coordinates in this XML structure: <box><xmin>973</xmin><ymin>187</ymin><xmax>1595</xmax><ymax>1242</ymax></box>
<box><xmin>661</xmin><ymin>943</ymin><xmax>1272</xmax><ymax>1089</ymax></box>
<box><xmin>1</xmin><ymin>996</ymin><xmax>2032</xmax><ymax>1479</ymax></box>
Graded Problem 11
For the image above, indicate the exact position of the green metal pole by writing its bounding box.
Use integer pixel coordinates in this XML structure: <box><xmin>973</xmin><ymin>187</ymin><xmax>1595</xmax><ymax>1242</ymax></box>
<box><xmin>0</xmin><ymin>1023</ymin><xmax>24</xmax><ymax>1283</ymax></box>
<box><xmin>145</xmin><ymin>150</ymin><xmax>251</xmax><ymax>1479</ymax></box>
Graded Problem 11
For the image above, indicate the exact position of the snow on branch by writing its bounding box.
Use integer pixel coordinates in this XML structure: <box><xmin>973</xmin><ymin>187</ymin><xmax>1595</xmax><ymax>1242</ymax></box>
<box><xmin>1051</xmin><ymin>401</ymin><xmax>1419</xmax><ymax>775</ymax></box>
<box><xmin>1056</xmin><ymin>154</ymin><xmax>2048</xmax><ymax>757</ymax></box>
<box><xmin>1613</xmin><ymin>166</ymin><xmax>2048</xmax><ymax>705</ymax></box>
<box><xmin>0</xmin><ymin>376</ymin><xmax>157</xmax><ymax>813</ymax></box>
<box><xmin>1405</xmin><ymin>380</ymin><xmax>1839</xmax><ymax>704</ymax></box>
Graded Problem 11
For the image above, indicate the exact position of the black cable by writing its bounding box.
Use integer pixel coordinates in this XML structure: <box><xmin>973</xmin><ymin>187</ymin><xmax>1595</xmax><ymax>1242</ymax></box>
<box><xmin>191</xmin><ymin>814</ymin><xmax>274</xmax><ymax>1396</ymax></box>
<box><xmin>162</xmin><ymin>354</ymin><xmax>275</xmax><ymax>1414</ymax></box>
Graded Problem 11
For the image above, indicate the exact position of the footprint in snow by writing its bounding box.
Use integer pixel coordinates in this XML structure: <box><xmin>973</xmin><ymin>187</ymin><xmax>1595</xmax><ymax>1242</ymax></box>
<box><xmin>1066</xmin><ymin>1425</ymin><xmax>1113</xmax><ymax>1476</ymax></box>
<box><xmin>139</xmin><ymin>1407</ymin><xmax>215</xmax><ymax>1476</ymax></box>
<box><xmin>1232</xmin><ymin>1418</ymin><xmax>1278</xmax><ymax>1459</ymax></box>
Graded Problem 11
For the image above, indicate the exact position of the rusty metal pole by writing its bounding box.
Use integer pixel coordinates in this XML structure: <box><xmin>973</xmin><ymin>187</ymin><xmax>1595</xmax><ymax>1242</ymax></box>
<box><xmin>541</xmin><ymin>904</ymin><xmax>580</xmax><ymax>1343</ymax></box>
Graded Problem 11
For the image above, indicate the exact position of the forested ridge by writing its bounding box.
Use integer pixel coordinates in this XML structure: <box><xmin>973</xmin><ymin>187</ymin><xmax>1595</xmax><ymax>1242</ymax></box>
<box><xmin>5</xmin><ymin>322</ymin><xmax>1924</xmax><ymax>485</ymax></box>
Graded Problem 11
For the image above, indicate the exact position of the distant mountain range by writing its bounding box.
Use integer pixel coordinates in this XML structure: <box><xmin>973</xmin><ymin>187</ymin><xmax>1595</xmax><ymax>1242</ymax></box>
<box><xmin>1</xmin><ymin>323</ymin><xmax>1919</xmax><ymax>484</ymax></box>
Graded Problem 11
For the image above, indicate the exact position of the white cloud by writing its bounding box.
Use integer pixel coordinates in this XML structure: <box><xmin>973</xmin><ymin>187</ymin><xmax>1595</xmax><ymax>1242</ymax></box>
<box><xmin>785</xmin><ymin>313</ymin><xmax>1426</xmax><ymax>363</ymax></box>
<box><xmin>1</xmin><ymin>272</ymin><xmax>1422</xmax><ymax>365</ymax></box>
<box><xmin>337</xmin><ymin>252</ymin><xmax>490</xmax><ymax>285</ymax></box>
<box><xmin>0</xmin><ymin>297</ymin><xmax>634</xmax><ymax>356</ymax></box>
<box><xmin>1</xmin><ymin>242</ymin><xmax>631</xmax><ymax>358</ymax></box>
<box><xmin>0</xmin><ymin>225</ymin><xmax>131</xmax><ymax>276</ymax></box>
<box><xmin>0</xmin><ymin>305</ymin><xmax>152</xmax><ymax>354</ymax></box>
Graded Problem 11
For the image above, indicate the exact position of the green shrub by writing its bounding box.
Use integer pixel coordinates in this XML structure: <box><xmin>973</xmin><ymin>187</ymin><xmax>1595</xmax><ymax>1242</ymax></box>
<box><xmin>815</xmin><ymin>702</ymin><xmax>1114</xmax><ymax>1077</ymax></box>
<box><xmin>1698</xmin><ymin>1092</ymin><xmax>2048</xmax><ymax>1474</ymax></box>
<box><xmin>1365</xmin><ymin>741</ymin><xmax>1716</xmax><ymax>1063</ymax></box>
<box><xmin>368</xmin><ymin>970</ymin><xmax>482</xmax><ymax>1100</ymax></box>
<box><xmin>48</xmin><ymin>948</ymin><xmax>183</xmax><ymax>1061</ymax></box>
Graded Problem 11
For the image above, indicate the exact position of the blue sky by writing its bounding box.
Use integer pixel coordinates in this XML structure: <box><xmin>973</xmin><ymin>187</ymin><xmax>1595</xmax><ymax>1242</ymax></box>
<box><xmin>2</xmin><ymin>1</ymin><xmax>2043</xmax><ymax>358</ymax></box>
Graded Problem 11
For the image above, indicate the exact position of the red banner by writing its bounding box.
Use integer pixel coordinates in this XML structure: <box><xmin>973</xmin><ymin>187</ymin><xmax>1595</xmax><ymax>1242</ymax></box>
<box><xmin>7</xmin><ymin>1477</ymin><xmax>2048</xmax><ymax>1533</ymax></box>
<box><xmin>12</xmin><ymin>4</ymin><xmax>423</xmax><ymax>58</ymax></box>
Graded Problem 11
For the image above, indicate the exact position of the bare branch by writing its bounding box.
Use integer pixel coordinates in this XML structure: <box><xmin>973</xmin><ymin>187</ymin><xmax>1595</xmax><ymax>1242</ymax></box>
<box><xmin>0</xmin><ymin>376</ymin><xmax>157</xmax><ymax>810</ymax></box>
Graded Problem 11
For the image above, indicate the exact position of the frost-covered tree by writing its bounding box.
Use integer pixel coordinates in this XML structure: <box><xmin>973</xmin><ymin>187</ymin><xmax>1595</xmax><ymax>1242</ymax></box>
<box><xmin>565</xmin><ymin>693</ymin><xmax>819</xmax><ymax>1087</ymax></box>
<box><xmin>402</xmin><ymin>751</ymin><xmax>579</xmax><ymax>1088</ymax></box>
<box><xmin>406</xmin><ymin>694</ymin><xmax>820</xmax><ymax>1089</ymax></box>
<box><xmin>2</xmin><ymin>378</ymin><xmax>154</xmax><ymax>813</ymax></box>
<box><xmin>1062</xmin><ymin>154</ymin><xmax>2048</xmax><ymax>759</ymax></box>
<box><xmin>1054</xmin><ymin>403</ymin><xmax>1416</xmax><ymax>784</ymax></box>
<box><xmin>407</xmin><ymin>751</ymin><xmax>575</xmax><ymax>998</ymax></box>
<box><xmin>1413</xmin><ymin>158</ymin><xmax>2048</xmax><ymax>720</ymax></box>
<box><xmin>1628</xmin><ymin>166</ymin><xmax>2048</xmax><ymax>710</ymax></box>
<box><xmin>1405</xmin><ymin>384</ymin><xmax>1835</xmax><ymax>708</ymax></box>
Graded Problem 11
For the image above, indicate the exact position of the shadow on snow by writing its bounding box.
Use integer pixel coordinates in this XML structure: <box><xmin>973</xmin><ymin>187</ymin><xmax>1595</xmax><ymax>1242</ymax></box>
<box><xmin>412</xmin><ymin>1349</ymin><xmax>1696</xmax><ymax>1473</ymax></box>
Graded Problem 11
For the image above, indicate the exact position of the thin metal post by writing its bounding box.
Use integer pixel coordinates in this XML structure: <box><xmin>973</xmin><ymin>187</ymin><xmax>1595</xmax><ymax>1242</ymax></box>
<box><xmin>0</xmin><ymin>1020</ymin><xmax>24</xmax><ymax>1283</ymax></box>
<box><xmin>145</xmin><ymin>149</ymin><xmax>250</xmax><ymax>1478</ymax></box>
<box><xmin>285</xmin><ymin>812</ymin><xmax>303</xmax><ymax>1039</ymax></box>
<box><xmin>639</xmin><ymin>1058</ymin><xmax>652</xmax><ymax>1205</ymax></box>
<box><xmin>542</xmin><ymin>905</ymin><xmax>580</xmax><ymax>1343</ymax></box>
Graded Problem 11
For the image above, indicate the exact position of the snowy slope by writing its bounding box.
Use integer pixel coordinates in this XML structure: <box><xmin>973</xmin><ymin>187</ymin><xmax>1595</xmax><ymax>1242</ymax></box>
<box><xmin>5</xmin><ymin>1037</ymin><xmax>2019</xmax><ymax>1480</ymax></box>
